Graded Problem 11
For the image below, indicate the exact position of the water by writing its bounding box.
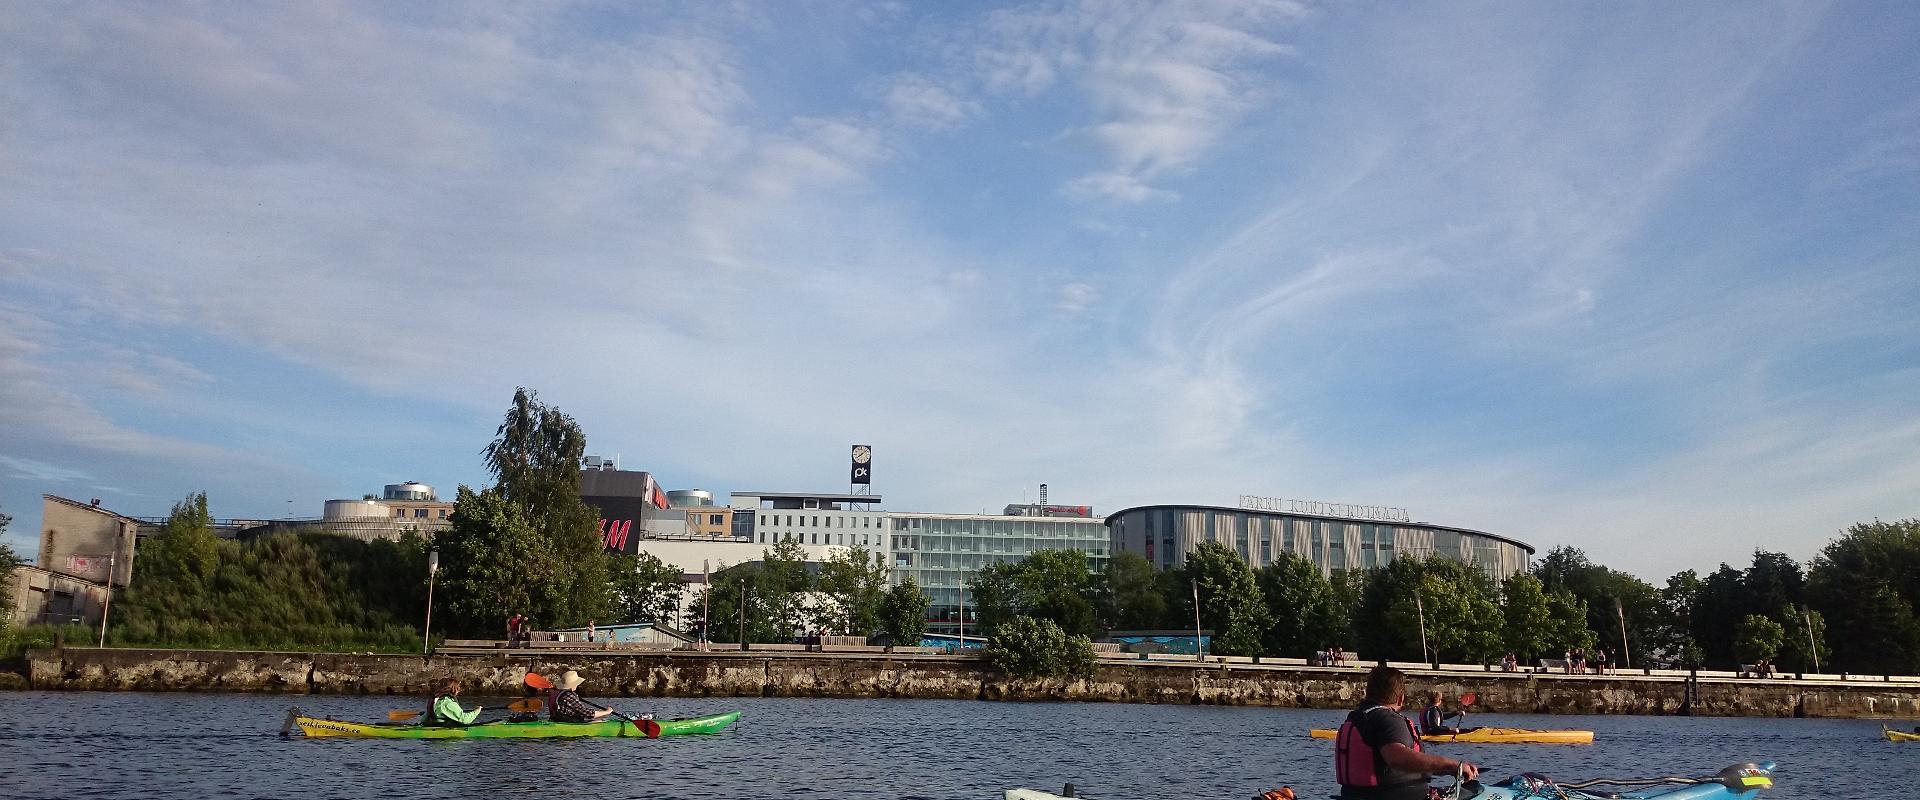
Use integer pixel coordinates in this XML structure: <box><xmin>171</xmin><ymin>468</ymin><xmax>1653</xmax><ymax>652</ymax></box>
<box><xmin>0</xmin><ymin>692</ymin><xmax>1903</xmax><ymax>799</ymax></box>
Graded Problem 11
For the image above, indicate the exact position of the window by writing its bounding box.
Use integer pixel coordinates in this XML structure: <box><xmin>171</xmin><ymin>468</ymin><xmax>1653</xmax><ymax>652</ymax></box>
<box><xmin>711</xmin><ymin>514</ymin><xmax>723</xmax><ymax>525</ymax></box>
<box><xmin>414</xmin><ymin>508</ymin><xmax>429</xmax><ymax>518</ymax></box>
<box><xmin>438</xmin><ymin>510</ymin><xmax>448</xmax><ymax>519</ymax></box>
<box><xmin>392</xmin><ymin>509</ymin><xmax>406</xmax><ymax>518</ymax></box>
<box><xmin>759</xmin><ymin>514</ymin><xmax>767</xmax><ymax>526</ymax></box>
<box><xmin>759</xmin><ymin>532</ymin><xmax>766</xmax><ymax>543</ymax></box>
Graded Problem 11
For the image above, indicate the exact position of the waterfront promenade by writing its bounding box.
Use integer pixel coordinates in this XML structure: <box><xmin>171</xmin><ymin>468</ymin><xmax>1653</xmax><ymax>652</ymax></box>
<box><xmin>18</xmin><ymin>645</ymin><xmax>1920</xmax><ymax>720</ymax></box>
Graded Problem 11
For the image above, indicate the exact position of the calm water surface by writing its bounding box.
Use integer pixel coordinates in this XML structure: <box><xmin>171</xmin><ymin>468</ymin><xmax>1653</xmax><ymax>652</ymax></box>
<box><xmin>0</xmin><ymin>692</ymin><xmax>1905</xmax><ymax>799</ymax></box>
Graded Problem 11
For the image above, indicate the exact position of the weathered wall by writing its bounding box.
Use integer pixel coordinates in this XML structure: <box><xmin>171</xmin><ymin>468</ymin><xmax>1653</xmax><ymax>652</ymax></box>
<box><xmin>22</xmin><ymin>648</ymin><xmax>1920</xmax><ymax>719</ymax></box>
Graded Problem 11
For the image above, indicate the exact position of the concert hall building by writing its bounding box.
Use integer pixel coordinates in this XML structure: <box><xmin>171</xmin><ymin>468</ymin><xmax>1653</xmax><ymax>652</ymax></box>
<box><xmin>1105</xmin><ymin>501</ymin><xmax>1533</xmax><ymax>579</ymax></box>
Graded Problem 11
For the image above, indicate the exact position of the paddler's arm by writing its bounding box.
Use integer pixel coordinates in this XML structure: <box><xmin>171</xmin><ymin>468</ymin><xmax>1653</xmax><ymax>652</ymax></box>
<box><xmin>1379</xmin><ymin>743</ymin><xmax>1478</xmax><ymax>781</ymax></box>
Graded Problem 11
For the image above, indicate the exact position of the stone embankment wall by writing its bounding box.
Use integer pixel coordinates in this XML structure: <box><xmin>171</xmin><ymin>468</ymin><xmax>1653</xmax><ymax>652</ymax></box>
<box><xmin>21</xmin><ymin>647</ymin><xmax>1920</xmax><ymax>719</ymax></box>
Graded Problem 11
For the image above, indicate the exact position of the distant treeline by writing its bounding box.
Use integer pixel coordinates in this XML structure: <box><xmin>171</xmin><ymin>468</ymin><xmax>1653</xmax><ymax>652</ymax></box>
<box><xmin>970</xmin><ymin>519</ymin><xmax>1920</xmax><ymax>674</ymax></box>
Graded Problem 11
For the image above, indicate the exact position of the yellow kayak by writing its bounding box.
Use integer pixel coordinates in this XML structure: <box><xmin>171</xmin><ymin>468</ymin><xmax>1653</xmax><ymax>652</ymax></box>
<box><xmin>1309</xmin><ymin>727</ymin><xmax>1594</xmax><ymax>745</ymax></box>
<box><xmin>1886</xmin><ymin>726</ymin><xmax>1920</xmax><ymax>742</ymax></box>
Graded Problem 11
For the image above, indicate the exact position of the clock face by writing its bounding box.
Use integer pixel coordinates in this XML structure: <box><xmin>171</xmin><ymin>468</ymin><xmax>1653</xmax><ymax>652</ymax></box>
<box><xmin>852</xmin><ymin>445</ymin><xmax>871</xmax><ymax>464</ymax></box>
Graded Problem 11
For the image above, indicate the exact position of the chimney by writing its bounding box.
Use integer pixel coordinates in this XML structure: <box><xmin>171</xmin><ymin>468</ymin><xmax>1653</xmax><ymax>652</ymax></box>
<box><xmin>1038</xmin><ymin>484</ymin><xmax>1048</xmax><ymax>516</ymax></box>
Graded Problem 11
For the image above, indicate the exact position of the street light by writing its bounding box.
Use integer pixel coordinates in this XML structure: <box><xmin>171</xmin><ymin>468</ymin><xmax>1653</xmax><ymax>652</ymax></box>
<box><xmin>422</xmin><ymin>550</ymin><xmax>439</xmax><ymax>655</ymax></box>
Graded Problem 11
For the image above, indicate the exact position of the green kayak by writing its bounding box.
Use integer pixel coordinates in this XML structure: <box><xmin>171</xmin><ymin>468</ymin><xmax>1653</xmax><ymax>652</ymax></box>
<box><xmin>294</xmin><ymin>710</ymin><xmax>740</xmax><ymax>739</ymax></box>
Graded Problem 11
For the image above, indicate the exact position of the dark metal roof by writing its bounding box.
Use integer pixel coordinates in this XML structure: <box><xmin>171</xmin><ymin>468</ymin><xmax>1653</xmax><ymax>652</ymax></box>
<box><xmin>733</xmin><ymin>491</ymin><xmax>883</xmax><ymax>503</ymax></box>
<box><xmin>1101</xmin><ymin>503</ymin><xmax>1535</xmax><ymax>555</ymax></box>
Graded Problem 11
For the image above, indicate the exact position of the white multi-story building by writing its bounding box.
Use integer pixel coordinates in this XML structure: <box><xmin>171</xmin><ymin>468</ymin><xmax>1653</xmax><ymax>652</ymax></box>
<box><xmin>732</xmin><ymin>491</ymin><xmax>891</xmax><ymax>556</ymax></box>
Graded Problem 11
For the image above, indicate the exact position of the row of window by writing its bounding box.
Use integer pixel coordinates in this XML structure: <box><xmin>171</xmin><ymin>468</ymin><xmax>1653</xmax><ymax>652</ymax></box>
<box><xmin>755</xmin><ymin>531</ymin><xmax>880</xmax><ymax>547</ymax></box>
<box><xmin>391</xmin><ymin>508</ymin><xmax>449</xmax><ymax>519</ymax></box>
<box><xmin>757</xmin><ymin>514</ymin><xmax>881</xmax><ymax>529</ymax></box>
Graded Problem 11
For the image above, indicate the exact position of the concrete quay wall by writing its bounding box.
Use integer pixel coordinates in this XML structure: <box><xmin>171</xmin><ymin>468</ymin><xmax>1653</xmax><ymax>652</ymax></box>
<box><xmin>21</xmin><ymin>647</ymin><xmax>1920</xmax><ymax>719</ymax></box>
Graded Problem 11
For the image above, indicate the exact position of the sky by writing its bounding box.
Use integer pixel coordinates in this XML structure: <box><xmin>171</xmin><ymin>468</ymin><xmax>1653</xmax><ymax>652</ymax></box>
<box><xmin>2</xmin><ymin>1</ymin><xmax>1917</xmax><ymax>580</ymax></box>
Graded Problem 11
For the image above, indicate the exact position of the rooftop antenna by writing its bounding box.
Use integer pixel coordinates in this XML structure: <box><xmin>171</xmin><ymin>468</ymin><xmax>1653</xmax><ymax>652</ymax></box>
<box><xmin>1039</xmin><ymin>484</ymin><xmax>1048</xmax><ymax>517</ymax></box>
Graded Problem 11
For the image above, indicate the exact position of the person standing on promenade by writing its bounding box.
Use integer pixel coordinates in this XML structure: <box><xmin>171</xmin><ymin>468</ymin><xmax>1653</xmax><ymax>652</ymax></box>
<box><xmin>1335</xmin><ymin>667</ymin><xmax>1478</xmax><ymax>800</ymax></box>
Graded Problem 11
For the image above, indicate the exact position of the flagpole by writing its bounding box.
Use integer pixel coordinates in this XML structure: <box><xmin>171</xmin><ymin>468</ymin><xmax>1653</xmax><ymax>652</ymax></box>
<box><xmin>702</xmin><ymin>559</ymin><xmax>711</xmax><ymax>652</ymax></box>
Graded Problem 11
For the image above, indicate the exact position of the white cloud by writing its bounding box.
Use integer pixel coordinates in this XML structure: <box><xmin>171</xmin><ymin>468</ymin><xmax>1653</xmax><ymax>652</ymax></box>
<box><xmin>883</xmin><ymin>74</ymin><xmax>981</xmax><ymax>130</ymax></box>
<box><xmin>969</xmin><ymin>0</ymin><xmax>1307</xmax><ymax>200</ymax></box>
<box><xmin>1055</xmin><ymin>281</ymin><xmax>1097</xmax><ymax>313</ymax></box>
<box><xmin>1061</xmin><ymin>172</ymin><xmax>1179</xmax><ymax>203</ymax></box>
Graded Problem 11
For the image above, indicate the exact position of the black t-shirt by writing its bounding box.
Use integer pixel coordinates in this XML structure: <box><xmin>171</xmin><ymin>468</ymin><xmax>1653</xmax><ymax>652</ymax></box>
<box><xmin>1340</xmin><ymin>706</ymin><xmax>1428</xmax><ymax>800</ymax></box>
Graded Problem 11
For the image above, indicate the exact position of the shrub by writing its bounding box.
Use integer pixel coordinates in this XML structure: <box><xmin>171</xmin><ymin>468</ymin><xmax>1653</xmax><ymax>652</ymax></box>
<box><xmin>985</xmin><ymin>615</ymin><xmax>1096</xmax><ymax>679</ymax></box>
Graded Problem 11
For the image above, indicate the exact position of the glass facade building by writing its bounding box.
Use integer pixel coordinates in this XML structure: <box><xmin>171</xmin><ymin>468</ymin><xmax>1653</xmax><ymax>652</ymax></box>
<box><xmin>1106</xmin><ymin>505</ymin><xmax>1532</xmax><ymax>580</ymax></box>
<box><xmin>888</xmin><ymin>512</ymin><xmax>1110</xmax><ymax>635</ymax></box>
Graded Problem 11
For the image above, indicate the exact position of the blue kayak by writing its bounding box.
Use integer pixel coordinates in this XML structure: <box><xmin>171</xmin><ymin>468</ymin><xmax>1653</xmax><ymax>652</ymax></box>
<box><xmin>1462</xmin><ymin>762</ymin><xmax>1775</xmax><ymax>800</ymax></box>
<box><xmin>1004</xmin><ymin>761</ymin><xmax>1776</xmax><ymax>800</ymax></box>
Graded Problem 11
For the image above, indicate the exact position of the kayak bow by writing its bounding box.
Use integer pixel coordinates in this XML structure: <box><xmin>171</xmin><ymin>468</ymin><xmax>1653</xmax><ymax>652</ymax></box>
<box><xmin>292</xmin><ymin>710</ymin><xmax>739</xmax><ymax>739</ymax></box>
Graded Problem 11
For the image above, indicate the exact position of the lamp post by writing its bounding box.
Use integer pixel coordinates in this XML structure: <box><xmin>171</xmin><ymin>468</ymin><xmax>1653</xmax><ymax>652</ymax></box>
<box><xmin>1415</xmin><ymin>590</ymin><xmax>1430</xmax><ymax>666</ymax></box>
<box><xmin>1192</xmin><ymin>579</ymin><xmax>1205</xmax><ymax>662</ymax></box>
<box><xmin>97</xmin><ymin>541</ymin><xmax>118</xmax><ymax>648</ymax></box>
<box><xmin>422</xmin><ymin>550</ymin><xmax>439</xmax><ymax>655</ymax></box>
<box><xmin>1801</xmin><ymin>605</ymin><xmax>1821</xmax><ymax>673</ymax></box>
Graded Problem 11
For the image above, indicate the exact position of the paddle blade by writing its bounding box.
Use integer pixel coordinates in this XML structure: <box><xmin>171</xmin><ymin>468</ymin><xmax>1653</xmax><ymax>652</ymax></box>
<box><xmin>508</xmin><ymin>697</ymin><xmax>545</xmax><ymax>713</ymax></box>
<box><xmin>1460</xmin><ymin>692</ymin><xmax>1478</xmax><ymax>707</ymax></box>
<box><xmin>525</xmin><ymin>672</ymin><xmax>553</xmax><ymax>690</ymax></box>
<box><xmin>388</xmin><ymin>710</ymin><xmax>423</xmax><ymax>721</ymax></box>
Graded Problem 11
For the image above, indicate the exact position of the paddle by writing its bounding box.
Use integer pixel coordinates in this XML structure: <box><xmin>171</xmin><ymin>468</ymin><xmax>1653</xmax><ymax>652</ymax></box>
<box><xmin>524</xmin><ymin>672</ymin><xmax>662</xmax><ymax>738</ymax></box>
<box><xmin>388</xmin><ymin>696</ymin><xmax>543</xmax><ymax>722</ymax></box>
<box><xmin>1452</xmin><ymin>692</ymin><xmax>1476</xmax><ymax>733</ymax></box>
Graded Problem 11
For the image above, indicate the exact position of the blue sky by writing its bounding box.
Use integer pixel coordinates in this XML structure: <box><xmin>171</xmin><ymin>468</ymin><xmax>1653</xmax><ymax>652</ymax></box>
<box><xmin>2</xmin><ymin>2</ymin><xmax>1916</xmax><ymax>579</ymax></box>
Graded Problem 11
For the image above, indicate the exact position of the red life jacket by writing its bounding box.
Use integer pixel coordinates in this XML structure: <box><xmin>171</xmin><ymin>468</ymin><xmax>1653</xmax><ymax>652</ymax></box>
<box><xmin>1334</xmin><ymin>706</ymin><xmax>1422</xmax><ymax>788</ymax></box>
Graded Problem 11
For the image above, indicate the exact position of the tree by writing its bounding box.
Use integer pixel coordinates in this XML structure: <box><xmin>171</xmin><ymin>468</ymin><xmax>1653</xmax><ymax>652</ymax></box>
<box><xmin>145</xmin><ymin>492</ymin><xmax>219</xmax><ymax>587</ymax></box>
<box><xmin>1366</xmin><ymin>557</ymin><xmax>1501</xmax><ymax>663</ymax></box>
<box><xmin>1691</xmin><ymin>564</ymin><xmax>1747</xmax><ymax>667</ymax></box>
<box><xmin>1531</xmin><ymin>546</ymin><xmax>1659</xmax><ymax>668</ymax></box>
<box><xmin>1256</xmin><ymin>553</ymin><xmax>1344</xmax><ymax>658</ymax></box>
<box><xmin>1544</xmin><ymin>590</ymin><xmax>1595</xmax><ymax>655</ymax></box>
<box><xmin>985</xmin><ymin>615</ymin><xmax>1096</xmax><ymax>679</ymax></box>
<box><xmin>1807</xmin><ymin>519</ymin><xmax>1920</xmax><ymax>674</ymax></box>
<box><xmin>1744</xmin><ymin>551</ymin><xmax>1804</xmax><ymax>617</ymax></box>
<box><xmin>0</xmin><ymin>505</ymin><xmax>20</xmax><ymax>619</ymax></box>
<box><xmin>1500</xmin><ymin>574</ymin><xmax>1553</xmax><ymax>660</ymax></box>
<box><xmin>819</xmin><ymin>546</ymin><xmax>889</xmax><ymax>637</ymax></box>
<box><xmin>969</xmin><ymin>550</ymin><xmax>1097</xmax><ymax>637</ymax></box>
<box><xmin>756</xmin><ymin>539</ymin><xmax>816</xmax><ymax>640</ymax></box>
<box><xmin>1773</xmin><ymin>604</ymin><xmax>1828</xmax><ymax>673</ymax></box>
<box><xmin>434</xmin><ymin>389</ymin><xmax>609</xmax><ymax>634</ymax></box>
<box><xmin>701</xmin><ymin>564</ymin><xmax>775</xmax><ymax>645</ymax></box>
<box><xmin>1098</xmin><ymin>551</ymin><xmax>1166</xmax><ymax>631</ymax></box>
<box><xmin>879</xmin><ymin>577</ymin><xmax>931</xmax><ymax>650</ymax></box>
<box><xmin>1178</xmin><ymin>542</ymin><xmax>1271</xmax><ymax>657</ymax></box>
<box><xmin>608</xmin><ymin>552</ymin><xmax>686</xmax><ymax>626</ymax></box>
<box><xmin>1650</xmin><ymin>570</ymin><xmax>1703</xmax><ymax>667</ymax></box>
<box><xmin>1732</xmin><ymin>614</ymin><xmax>1784</xmax><ymax>666</ymax></box>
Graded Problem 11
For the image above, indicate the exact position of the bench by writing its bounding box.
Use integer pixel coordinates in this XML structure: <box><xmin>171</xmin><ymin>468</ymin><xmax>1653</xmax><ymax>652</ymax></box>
<box><xmin>1538</xmin><ymin>658</ymin><xmax>1569</xmax><ymax>673</ymax></box>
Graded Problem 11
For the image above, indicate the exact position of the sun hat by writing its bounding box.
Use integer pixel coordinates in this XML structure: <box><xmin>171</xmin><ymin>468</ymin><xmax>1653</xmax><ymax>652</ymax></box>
<box><xmin>558</xmin><ymin>669</ymin><xmax>586</xmax><ymax>691</ymax></box>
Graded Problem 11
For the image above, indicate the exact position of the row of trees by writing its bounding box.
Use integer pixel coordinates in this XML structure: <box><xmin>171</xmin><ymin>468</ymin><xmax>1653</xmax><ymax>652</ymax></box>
<box><xmin>74</xmin><ymin>389</ymin><xmax>931</xmax><ymax>651</ymax></box>
<box><xmin>970</xmin><ymin>519</ymin><xmax>1920</xmax><ymax>675</ymax></box>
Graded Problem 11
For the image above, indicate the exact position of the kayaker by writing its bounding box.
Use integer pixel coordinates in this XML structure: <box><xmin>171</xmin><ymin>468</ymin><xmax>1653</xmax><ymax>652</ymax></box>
<box><xmin>1335</xmin><ymin>666</ymin><xmax>1477</xmax><ymax>800</ymax></box>
<box><xmin>547</xmin><ymin>670</ymin><xmax>613</xmax><ymax>723</ymax></box>
<box><xmin>423</xmin><ymin>677</ymin><xmax>483</xmax><ymax>727</ymax></box>
<box><xmin>1417</xmin><ymin>691</ymin><xmax>1463</xmax><ymax>736</ymax></box>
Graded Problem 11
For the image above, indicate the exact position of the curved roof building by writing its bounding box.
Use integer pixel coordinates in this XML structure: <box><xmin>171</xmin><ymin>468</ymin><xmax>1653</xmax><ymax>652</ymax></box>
<box><xmin>1105</xmin><ymin>504</ymin><xmax>1533</xmax><ymax>579</ymax></box>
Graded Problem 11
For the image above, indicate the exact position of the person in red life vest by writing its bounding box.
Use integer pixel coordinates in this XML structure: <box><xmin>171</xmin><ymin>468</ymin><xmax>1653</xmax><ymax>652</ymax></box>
<box><xmin>1335</xmin><ymin>666</ymin><xmax>1478</xmax><ymax>800</ymax></box>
